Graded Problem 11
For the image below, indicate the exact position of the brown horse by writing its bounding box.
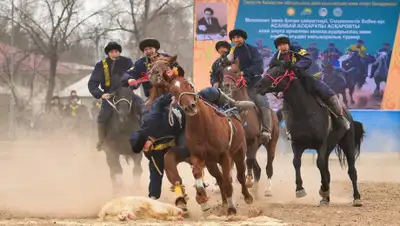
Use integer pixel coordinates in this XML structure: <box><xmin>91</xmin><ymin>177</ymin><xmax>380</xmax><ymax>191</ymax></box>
<box><xmin>163</xmin><ymin>73</ymin><xmax>253</xmax><ymax>215</ymax></box>
<box><xmin>220</xmin><ymin>59</ymin><xmax>279</xmax><ymax>197</ymax></box>
<box><xmin>147</xmin><ymin>55</ymin><xmax>217</xmax><ymax>214</ymax></box>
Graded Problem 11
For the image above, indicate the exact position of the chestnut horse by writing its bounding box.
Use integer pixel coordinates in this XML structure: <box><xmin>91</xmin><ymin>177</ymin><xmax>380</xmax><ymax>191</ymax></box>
<box><xmin>163</xmin><ymin>73</ymin><xmax>253</xmax><ymax>215</ymax></box>
<box><xmin>220</xmin><ymin>59</ymin><xmax>279</xmax><ymax>197</ymax></box>
<box><xmin>147</xmin><ymin>55</ymin><xmax>219</xmax><ymax>214</ymax></box>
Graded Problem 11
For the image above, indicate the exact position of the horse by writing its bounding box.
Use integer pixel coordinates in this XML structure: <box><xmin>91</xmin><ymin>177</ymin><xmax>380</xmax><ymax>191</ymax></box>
<box><xmin>370</xmin><ymin>52</ymin><xmax>388</xmax><ymax>96</ymax></box>
<box><xmin>163</xmin><ymin>73</ymin><xmax>253</xmax><ymax>215</ymax></box>
<box><xmin>321</xmin><ymin>64</ymin><xmax>356</xmax><ymax>106</ymax></box>
<box><xmin>146</xmin><ymin>55</ymin><xmax>218</xmax><ymax>214</ymax></box>
<box><xmin>341</xmin><ymin>52</ymin><xmax>367</xmax><ymax>89</ymax></box>
<box><xmin>219</xmin><ymin>58</ymin><xmax>279</xmax><ymax>197</ymax></box>
<box><xmin>255</xmin><ymin>65</ymin><xmax>365</xmax><ymax>207</ymax></box>
<box><xmin>103</xmin><ymin>84</ymin><xmax>143</xmax><ymax>196</ymax></box>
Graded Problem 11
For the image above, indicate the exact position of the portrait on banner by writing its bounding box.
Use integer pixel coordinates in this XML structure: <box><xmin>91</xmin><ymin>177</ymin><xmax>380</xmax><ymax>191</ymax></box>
<box><xmin>195</xmin><ymin>2</ymin><xmax>228</xmax><ymax>41</ymax></box>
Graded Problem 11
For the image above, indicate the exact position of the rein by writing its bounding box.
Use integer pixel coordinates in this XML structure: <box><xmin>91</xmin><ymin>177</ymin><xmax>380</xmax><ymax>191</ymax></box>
<box><xmin>265</xmin><ymin>69</ymin><xmax>297</xmax><ymax>92</ymax></box>
<box><xmin>105</xmin><ymin>95</ymin><xmax>132</xmax><ymax>114</ymax></box>
<box><xmin>224</xmin><ymin>74</ymin><xmax>247</xmax><ymax>89</ymax></box>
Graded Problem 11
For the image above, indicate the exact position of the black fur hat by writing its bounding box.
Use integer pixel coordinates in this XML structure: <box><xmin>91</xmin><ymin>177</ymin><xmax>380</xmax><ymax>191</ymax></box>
<box><xmin>228</xmin><ymin>29</ymin><xmax>248</xmax><ymax>40</ymax></box>
<box><xmin>104</xmin><ymin>42</ymin><xmax>122</xmax><ymax>54</ymax></box>
<box><xmin>215</xmin><ymin>41</ymin><xmax>231</xmax><ymax>51</ymax></box>
<box><xmin>139</xmin><ymin>38</ymin><xmax>160</xmax><ymax>52</ymax></box>
<box><xmin>274</xmin><ymin>34</ymin><xmax>290</xmax><ymax>48</ymax></box>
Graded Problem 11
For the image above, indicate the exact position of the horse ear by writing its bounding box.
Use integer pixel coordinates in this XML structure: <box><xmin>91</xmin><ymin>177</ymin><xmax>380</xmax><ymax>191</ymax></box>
<box><xmin>169</xmin><ymin>55</ymin><xmax>178</xmax><ymax>65</ymax></box>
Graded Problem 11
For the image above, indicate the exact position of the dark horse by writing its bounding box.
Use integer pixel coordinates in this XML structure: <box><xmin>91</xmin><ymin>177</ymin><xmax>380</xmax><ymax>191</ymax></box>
<box><xmin>103</xmin><ymin>84</ymin><xmax>143</xmax><ymax>196</ymax></box>
<box><xmin>341</xmin><ymin>52</ymin><xmax>375</xmax><ymax>89</ymax></box>
<box><xmin>220</xmin><ymin>59</ymin><xmax>279</xmax><ymax>197</ymax></box>
<box><xmin>321</xmin><ymin>64</ymin><xmax>356</xmax><ymax>106</ymax></box>
<box><xmin>255</xmin><ymin>66</ymin><xmax>365</xmax><ymax>207</ymax></box>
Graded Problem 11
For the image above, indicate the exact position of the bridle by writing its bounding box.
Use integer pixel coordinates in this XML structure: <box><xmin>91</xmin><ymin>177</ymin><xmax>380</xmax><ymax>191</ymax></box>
<box><xmin>105</xmin><ymin>94</ymin><xmax>132</xmax><ymax>114</ymax></box>
<box><xmin>264</xmin><ymin>69</ymin><xmax>297</xmax><ymax>92</ymax></box>
<box><xmin>222</xmin><ymin>66</ymin><xmax>247</xmax><ymax>94</ymax></box>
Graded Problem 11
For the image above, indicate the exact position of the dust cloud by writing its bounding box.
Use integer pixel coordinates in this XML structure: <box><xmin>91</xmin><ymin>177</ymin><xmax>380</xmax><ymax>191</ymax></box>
<box><xmin>0</xmin><ymin>128</ymin><xmax>399</xmax><ymax>225</ymax></box>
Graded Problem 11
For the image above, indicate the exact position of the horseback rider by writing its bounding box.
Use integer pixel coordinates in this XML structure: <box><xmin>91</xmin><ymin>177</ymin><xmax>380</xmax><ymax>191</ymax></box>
<box><xmin>348</xmin><ymin>39</ymin><xmax>367</xmax><ymax>58</ymax></box>
<box><xmin>88</xmin><ymin>41</ymin><xmax>143</xmax><ymax>151</ymax></box>
<box><xmin>121</xmin><ymin>38</ymin><xmax>184</xmax><ymax>98</ymax></box>
<box><xmin>227</xmin><ymin>28</ymin><xmax>273</xmax><ymax>141</ymax></box>
<box><xmin>130</xmin><ymin>93</ymin><xmax>183</xmax><ymax>200</ymax></box>
<box><xmin>210</xmin><ymin>40</ymin><xmax>231</xmax><ymax>88</ymax></box>
<box><xmin>63</xmin><ymin>95</ymin><xmax>88</xmax><ymax>118</ymax></box>
<box><xmin>269</xmin><ymin>34</ymin><xmax>350</xmax><ymax>132</ymax></box>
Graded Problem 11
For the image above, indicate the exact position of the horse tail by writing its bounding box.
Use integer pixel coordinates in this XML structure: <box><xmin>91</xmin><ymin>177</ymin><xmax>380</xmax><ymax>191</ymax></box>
<box><xmin>353</xmin><ymin>120</ymin><xmax>365</xmax><ymax>159</ymax></box>
<box><xmin>335</xmin><ymin>120</ymin><xmax>365</xmax><ymax>168</ymax></box>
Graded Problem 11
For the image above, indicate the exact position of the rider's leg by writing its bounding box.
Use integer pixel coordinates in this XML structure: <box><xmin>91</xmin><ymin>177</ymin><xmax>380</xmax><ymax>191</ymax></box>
<box><xmin>312</xmin><ymin>79</ymin><xmax>351</xmax><ymax>130</ymax></box>
<box><xmin>96</xmin><ymin>100</ymin><xmax>113</xmax><ymax>151</ymax></box>
<box><xmin>248</xmin><ymin>87</ymin><xmax>273</xmax><ymax>141</ymax></box>
<box><xmin>281</xmin><ymin>101</ymin><xmax>292</xmax><ymax>140</ymax></box>
<box><xmin>132</xmin><ymin>93</ymin><xmax>145</xmax><ymax>122</ymax></box>
<box><xmin>198</xmin><ymin>87</ymin><xmax>255</xmax><ymax>109</ymax></box>
<box><xmin>148</xmin><ymin>150</ymin><xmax>165</xmax><ymax>200</ymax></box>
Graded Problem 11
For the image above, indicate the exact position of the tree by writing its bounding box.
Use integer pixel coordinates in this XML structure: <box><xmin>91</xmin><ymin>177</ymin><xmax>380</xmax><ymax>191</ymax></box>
<box><xmin>0</xmin><ymin>0</ymin><xmax>107</xmax><ymax>110</ymax></box>
<box><xmin>112</xmin><ymin>0</ymin><xmax>193</xmax><ymax>56</ymax></box>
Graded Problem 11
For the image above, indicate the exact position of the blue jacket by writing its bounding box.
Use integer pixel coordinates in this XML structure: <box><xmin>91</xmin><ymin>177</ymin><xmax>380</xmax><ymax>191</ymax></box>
<box><xmin>270</xmin><ymin>45</ymin><xmax>312</xmax><ymax>71</ymax></box>
<box><xmin>88</xmin><ymin>56</ymin><xmax>134</xmax><ymax>99</ymax></box>
<box><xmin>232</xmin><ymin>43</ymin><xmax>264</xmax><ymax>86</ymax></box>
<box><xmin>121</xmin><ymin>53</ymin><xmax>180</xmax><ymax>98</ymax></box>
<box><xmin>130</xmin><ymin>93</ymin><xmax>184</xmax><ymax>153</ymax></box>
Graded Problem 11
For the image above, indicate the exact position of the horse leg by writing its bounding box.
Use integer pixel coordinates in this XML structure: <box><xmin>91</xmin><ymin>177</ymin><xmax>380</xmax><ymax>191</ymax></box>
<box><xmin>264</xmin><ymin>138</ymin><xmax>277</xmax><ymax>197</ymax></box>
<box><xmin>132</xmin><ymin>152</ymin><xmax>143</xmax><ymax>187</ymax></box>
<box><xmin>374</xmin><ymin>78</ymin><xmax>380</xmax><ymax>96</ymax></box>
<box><xmin>349</xmin><ymin>85</ymin><xmax>356</xmax><ymax>105</ymax></box>
<box><xmin>292</xmin><ymin>144</ymin><xmax>306</xmax><ymax>198</ymax></box>
<box><xmin>316</xmin><ymin>146</ymin><xmax>331</xmax><ymax>206</ymax></box>
<box><xmin>191</xmin><ymin>156</ymin><xmax>211</xmax><ymax>212</ymax></box>
<box><xmin>341</xmin><ymin>92</ymin><xmax>348</xmax><ymax>107</ymax></box>
<box><xmin>164</xmin><ymin>147</ymin><xmax>189</xmax><ymax>214</ymax></box>
<box><xmin>245</xmin><ymin>140</ymin><xmax>258</xmax><ymax>188</ymax></box>
<box><xmin>220</xmin><ymin>153</ymin><xmax>237</xmax><ymax>215</ymax></box>
<box><xmin>105</xmin><ymin>151</ymin><xmax>124</xmax><ymax>197</ymax></box>
<box><xmin>252</xmin><ymin>157</ymin><xmax>262</xmax><ymax>198</ymax></box>
<box><xmin>205</xmin><ymin>162</ymin><xmax>227</xmax><ymax>206</ymax></box>
<box><xmin>233</xmin><ymin>145</ymin><xmax>253</xmax><ymax>206</ymax></box>
<box><xmin>339</xmin><ymin>134</ymin><xmax>362</xmax><ymax>207</ymax></box>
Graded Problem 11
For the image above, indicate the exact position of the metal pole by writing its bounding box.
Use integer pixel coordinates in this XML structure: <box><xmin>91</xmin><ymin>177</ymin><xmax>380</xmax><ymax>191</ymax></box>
<box><xmin>8</xmin><ymin>0</ymin><xmax>16</xmax><ymax>139</ymax></box>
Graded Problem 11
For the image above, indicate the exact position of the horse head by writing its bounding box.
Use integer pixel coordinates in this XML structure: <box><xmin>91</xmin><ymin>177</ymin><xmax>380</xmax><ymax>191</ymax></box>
<box><xmin>255</xmin><ymin>66</ymin><xmax>296</xmax><ymax>94</ymax></box>
<box><xmin>148</xmin><ymin>55</ymin><xmax>178</xmax><ymax>88</ymax></box>
<box><xmin>109</xmin><ymin>85</ymin><xmax>134</xmax><ymax>122</ymax></box>
<box><xmin>162</xmin><ymin>72</ymin><xmax>198</xmax><ymax>116</ymax></box>
<box><xmin>221</xmin><ymin>58</ymin><xmax>246</xmax><ymax>96</ymax></box>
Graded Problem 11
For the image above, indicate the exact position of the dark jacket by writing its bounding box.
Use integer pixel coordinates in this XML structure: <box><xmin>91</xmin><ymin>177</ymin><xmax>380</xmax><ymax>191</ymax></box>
<box><xmin>269</xmin><ymin>45</ymin><xmax>312</xmax><ymax>72</ymax></box>
<box><xmin>197</xmin><ymin>17</ymin><xmax>222</xmax><ymax>34</ymax></box>
<box><xmin>231</xmin><ymin>43</ymin><xmax>264</xmax><ymax>86</ymax></box>
<box><xmin>88</xmin><ymin>56</ymin><xmax>134</xmax><ymax>99</ymax></box>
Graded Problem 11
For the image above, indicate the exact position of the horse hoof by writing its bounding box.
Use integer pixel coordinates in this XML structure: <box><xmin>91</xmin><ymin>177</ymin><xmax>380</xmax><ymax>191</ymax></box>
<box><xmin>200</xmin><ymin>202</ymin><xmax>211</xmax><ymax>212</ymax></box>
<box><xmin>319</xmin><ymin>199</ymin><xmax>329</xmax><ymax>206</ymax></box>
<box><xmin>352</xmin><ymin>199</ymin><xmax>363</xmax><ymax>207</ymax></box>
<box><xmin>245</xmin><ymin>195</ymin><xmax>254</xmax><ymax>205</ymax></box>
<box><xmin>264</xmin><ymin>190</ymin><xmax>273</xmax><ymax>197</ymax></box>
<box><xmin>227</xmin><ymin>207</ymin><xmax>237</xmax><ymax>216</ymax></box>
<box><xmin>296</xmin><ymin>189</ymin><xmax>307</xmax><ymax>198</ymax></box>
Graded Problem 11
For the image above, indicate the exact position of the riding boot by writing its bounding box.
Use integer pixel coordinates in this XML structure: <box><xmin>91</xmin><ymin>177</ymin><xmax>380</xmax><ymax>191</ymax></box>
<box><xmin>325</xmin><ymin>96</ymin><xmax>351</xmax><ymax>130</ymax></box>
<box><xmin>217</xmin><ymin>90</ymin><xmax>255</xmax><ymax>109</ymax></box>
<box><xmin>97</xmin><ymin>122</ymin><xmax>107</xmax><ymax>151</ymax></box>
<box><xmin>259</xmin><ymin>107</ymin><xmax>272</xmax><ymax>141</ymax></box>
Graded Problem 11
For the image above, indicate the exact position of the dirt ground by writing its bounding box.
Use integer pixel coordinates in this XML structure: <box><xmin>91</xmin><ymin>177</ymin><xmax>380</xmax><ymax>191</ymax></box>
<box><xmin>0</xmin><ymin>134</ymin><xmax>399</xmax><ymax>226</ymax></box>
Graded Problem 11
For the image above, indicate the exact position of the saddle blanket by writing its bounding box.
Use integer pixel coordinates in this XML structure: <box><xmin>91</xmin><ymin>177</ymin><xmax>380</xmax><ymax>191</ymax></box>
<box><xmin>98</xmin><ymin>196</ymin><xmax>184</xmax><ymax>221</ymax></box>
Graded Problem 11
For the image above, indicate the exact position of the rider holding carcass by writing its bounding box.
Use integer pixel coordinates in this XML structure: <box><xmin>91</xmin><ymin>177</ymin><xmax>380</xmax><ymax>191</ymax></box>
<box><xmin>269</xmin><ymin>34</ymin><xmax>350</xmax><ymax>136</ymax></box>
<box><xmin>88</xmin><ymin>41</ymin><xmax>144</xmax><ymax>151</ymax></box>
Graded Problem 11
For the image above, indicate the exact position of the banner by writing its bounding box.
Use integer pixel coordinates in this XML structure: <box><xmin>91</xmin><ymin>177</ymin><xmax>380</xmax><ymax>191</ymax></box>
<box><xmin>193</xmin><ymin>0</ymin><xmax>400</xmax><ymax>110</ymax></box>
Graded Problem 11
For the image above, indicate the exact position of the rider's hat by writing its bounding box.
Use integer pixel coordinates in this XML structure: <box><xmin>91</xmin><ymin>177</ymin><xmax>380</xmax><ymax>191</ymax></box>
<box><xmin>139</xmin><ymin>38</ymin><xmax>160</xmax><ymax>52</ymax></box>
<box><xmin>104</xmin><ymin>42</ymin><xmax>122</xmax><ymax>55</ymax></box>
<box><xmin>215</xmin><ymin>41</ymin><xmax>231</xmax><ymax>52</ymax></box>
<box><xmin>357</xmin><ymin>39</ymin><xmax>364</xmax><ymax>44</ymax></box>
<box><xmin>228</xmin><ymin>29</ymin><xmax>247</xmax><ymax>40</ymax></box>
<box><xmin>273</xmin><ymin>34</ymin><xmax>290</xmax><ymax>48</ymax></box>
